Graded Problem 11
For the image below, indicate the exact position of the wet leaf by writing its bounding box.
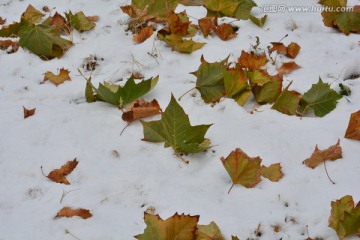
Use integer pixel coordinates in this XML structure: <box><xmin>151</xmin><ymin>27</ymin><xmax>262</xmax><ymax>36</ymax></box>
<box><xmin>303</xmin><ymin>139</ymin><xmax>342</xmax><ymax>169</ymax></box>
<box><xmin>47</xmin><ymin>158</ymin><xmax>78</xmax><ymax>185</ymax></box>
<box><xmin>43</xmin><ymin>68</ymin><xmax>71</xmax><ymax>86</ymax></box>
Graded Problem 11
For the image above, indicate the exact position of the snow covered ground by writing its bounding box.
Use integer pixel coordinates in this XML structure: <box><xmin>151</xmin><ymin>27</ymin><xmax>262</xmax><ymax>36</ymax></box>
<box><xmin>0</xmin><ymin>0</ymin><xmax>359</xmax><ymax>239</ymax></box>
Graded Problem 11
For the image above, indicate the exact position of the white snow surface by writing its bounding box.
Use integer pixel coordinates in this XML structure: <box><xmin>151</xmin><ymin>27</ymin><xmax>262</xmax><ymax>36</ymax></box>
<box><xmin>0</xmin><ymin>0</ymin><xmax>360</xmax><ymax>239</ymax></box>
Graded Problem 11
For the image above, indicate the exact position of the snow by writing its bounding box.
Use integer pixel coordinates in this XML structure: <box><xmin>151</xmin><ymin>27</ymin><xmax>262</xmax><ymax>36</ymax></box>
<box><xmin>0</xmin><ymin>0</ymin><xmax>360</xmax><ymax>239</ymax></box>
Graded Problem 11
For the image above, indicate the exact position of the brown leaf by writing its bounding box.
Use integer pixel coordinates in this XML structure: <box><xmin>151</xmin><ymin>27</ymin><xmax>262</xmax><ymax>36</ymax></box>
<box><xmin>260</xmin><ymin>163</ymin><xmax>284</xmax><ymax>182</ymax></box>
<box><xmin>43</xmin><ymin>68</ymin><xmax>71</xmax><ymax>86</ymax></box>
<box><xmin>47</xmin><ymin>158</ymin><xmax>78</xmax><ymax>185</ymax></box>
<box><xmin>42</xmin><ymin>6</ymin><xmax>50</xmax><ymax>12</ymax></box>
<box><xmin>345</xmin><ymin>110</ymin><xmax>360</xmax><ymax>141</ymax></box>
<box><xmin>286</xmin><ymin>42</ymin><xmax>301</xmax><ymax>58</ymax></box>
<box><xmin>122</xmin><ymin>99</ymin><xmax>162</xmax><ymax>123</ymax></box>
<box><xmin>55</xmin><ymin>207</ymin><xmax>92</xmax><ymax>219</ymax></box>
<box><xmin>271</xmin><ymin>225</ymin><xmax>281</xmax><ymax>233</ymax></box>
<box><xmin>50</xmin><ymin>12</ymin><xmax>69</xmax><ymax>33</ymax></box>
<box><xmin>198</xmin><ymin>17</ymin><xmax>217</xmax><ymax>37</ymax></box>
<box><xmin>23</xmin><ymin>106</ymin><xmax>36</xmax><ymax>119</ymax></box>
<box><xmin>214</xmin><ymin>23</ymin><xmax>237</xmax><ymax>41</ymax></box>
<box><xmin>167</xmin><ymin>11</ymin><xmax>191</xmax><ymax>36</ymax></box>
<box><xmin>132</xmin><ymin>72</ymin><xmax>144</xmax><ymax>79</ymax></box>
<box><xmin>270</xmin><ymin>42</ymin><xmax>287</xmax><ymax>55</ymax></box>
<box><xmin>0</xmin><ymin>17</ymin><xmax>6</xmax><ymax>25</ymax></box>
<box><xmin>86</xmin><ymin>15</ymin><xmax>99</xmax><ymax>22</ymax></box>
<box><xmin>238</xmin><ymin>50</ymin><xmax>268</xmax><ymax>70</ymax></box>
<box><xmin>303</xmin><ymin>139</ymin><xmax>342</xmax><ymax>169</ymax></box>
<box><xmin>277</xmin><ymin>62</ymin><xmax>301</xmax><ymax>75</ymax></box>
<box><xmin>0</xmin><ymin>40</ymin><xmax>19</xmax><ymax>52</ymax></box>
<box><xmin>133</xmin><ymin>26</ymin><xmax>153</xmax><ymax>44</ymax></box>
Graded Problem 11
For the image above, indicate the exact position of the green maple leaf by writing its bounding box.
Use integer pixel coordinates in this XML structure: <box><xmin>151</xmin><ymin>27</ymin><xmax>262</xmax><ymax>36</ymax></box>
<box><xmin>192</xmin><ymin>55</ymin><xmax>228</xmax><ymax>103</ymax></box>
<box><xmin>299</xmin><ymin>78</ymin><xmax>342</xmax><ymax>117</ymax></box>
<box><xmin>249</xmin><ymin>15</ymin><xmax>267</xmax><ymax>28</ymax></box>
<box><xmin>18</xmin><ymin>18</ymin><xmax>73</xmax><ymax>59</ymax></box>
<box><xmin>141</xmin><ymin>95</ymin><xmax>212</xmax><ymax>157</ymax></box>
<box><xmin>205</xmin><ymin>0</ymin><xmax>240</xmax><ymax>16</ymax></box>
<box><xmin>158</xmin><ymin>33</ymin><xmax>206</xmax><ymax>53</ymax></box>
<box><xmin>0</xmin><ymin>22</ymin><xmax>21</xmax><ymax>37</ymax></box>
<box><xmin>196</xmin><ymin>221</ymin><xmax>225</xmax><ymax>240</ymax></box>
<box><xmin>223</xmin><ymin>68</ymin><xmax>250</xmax><ymax>106</ymax></box>
<box><xmin>329</xmin><ymin>195</ymin><xmax>360</xmax><ymax>239</ymax></box>
<box><xmin>233</xmin><ymin>0</ymin><xmax>257</xmax><ymax>20</ymax></box>
<box><xmin>65</xmin><ymin>11</ymin><xmax>96</xmax><ymax>31</ymax></box>
<box><xmin>248</xmin><ymin>70</ymin><xmax>283</xmax><ymax>104</ymax></box>
<box><xmin>132</xmin><ymin>0</ymin><xmax>179</xmax><ymax>21</ymax></box>
<box><xmin>272</xmin><ymin>83</ymin><xmax>302</xmax><ymax>115</ymax></box>
<box><xmin>135</xmin><ymin>212</ymin><xmax>199</xmax><ymax>240</ymax></box>
<box><xmin>89</xmin><ymin>75</ymin><xmax>158</xmax><ymax>108</ymax></box>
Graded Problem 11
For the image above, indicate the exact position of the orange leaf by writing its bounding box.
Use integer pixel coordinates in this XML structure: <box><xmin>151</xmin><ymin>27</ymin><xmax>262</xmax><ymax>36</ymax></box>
<box><xmin>0</xmin><ymin>40</ymin><xmax>19</xmax><ymax>52</ymax></box>
<box><xmin>47</xmin><ymin>158</ymin><xmax>78</xmax><ymax>185</ymax></box>
<box><xmin>43</xmin><ymin>68</ymin><xmax>71</xmax><ymax>86</ymax></box>
<box><xmin>238</xmin><ymin>50</ymin><xmax>268</xmax><ymax>70</ymax></box>
<box><xmin>23</xmin><ymin>106</ymin><xmax>36</xmax><ymax>119</ymax></box>
<box><xmin>0</xmin><ymin>17</ymin><xmax>6</xmax><ymax>25</ymax></box>
<box><xmin>303</xmin><ymin>139</ymin><xmax>342</xmax><ymax>169</ymax></box>
<box><xmin>86</xmin><ymin>15</ymin><xmax>99</xmax><ymax>22</ymax></box>
<box><xmin>345</xmin><ymin>110</ymin><xmax>360</xmax><ymax>141</ymax></box>
<box><xmin>214</xmin><ymin>23</ymin><xmax>237</xmax><ymax>41</ymax></box>
<box><xmin>277</xmin><ymin>62</ymin><xmax>301</xmax><ymax>75</ymax></box>
<box><xmin>198</xmin><ymin>17</ymin><xmax>217</xmax><ymax>37</ymax></box>
<box><xmin>286</xmin><ymin>42</ymin><xmax>301</xmax><ymax>58</ymax></box>
<box><xmin>260</xmin><ymin>163</ymin><xmax>284</xmax><ymax>182</ymax></box>
<box><xmin>55</xmin><ymin>207</ymin><xmax>92</xmax><ymax>219</ymax></box>
<box><xmin>168</xmin><ymin>11</ymin><xmax>191</xmax><ymax>36</ymax></box>
<box><xmin>122</xmin><ymin>99</ymin><xmax>162</xmax><ymax>123</ymax></box>
<box><xmin>270</xmin><ymin>42</ymin><xmax>287</xmax><ymax>55</ymax></box>
<box><xmin>133</xmin><ymin>26</ymin><xmax>154</xmax><ymax>44</ymax></box>
<box><xmin>50</xmin><ymin>12</ymin><xmax>68</xmax><ymax>33</ymax></box>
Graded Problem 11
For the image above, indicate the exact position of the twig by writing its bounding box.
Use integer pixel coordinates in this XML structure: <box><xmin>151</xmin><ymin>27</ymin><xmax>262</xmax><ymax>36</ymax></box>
<box><xmin>278</xmin><ymin>34</ymin><xmax>288</xmax><ymax>42</ymax></box>
<box><xmin>323</xmin><ymin>160</ymin><xmax>336</xmax><ymax>185</ymax></box>
<box><xmin>60</xmin><ymin>189</ymin><xmax>79</xmax><ymax>204</ymax></box>
<box><xmin>40</xmin><ymin>166</ymin><xmax>47</xmax><ymax>177</ymax></box>
<box><xmin>120</xmin><ymin>121</ymin><xmax>134</xmax><ymax>136</ymax></box>
<box><xmin>65</xmin><ymin>229</ymin><xmax>81</xmax><ymax>240</ymax></box>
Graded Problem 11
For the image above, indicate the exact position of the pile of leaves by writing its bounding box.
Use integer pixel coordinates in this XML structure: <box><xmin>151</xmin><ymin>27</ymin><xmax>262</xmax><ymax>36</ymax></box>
<box><xmin>189</xmin><ymin>43</ymin><xmax>342</xmax><ymax>117</ymax></box>
<box><xmin>0</xmin><ymin>5</ymin><xmax>96</xmax><ymax>59</ymax></box>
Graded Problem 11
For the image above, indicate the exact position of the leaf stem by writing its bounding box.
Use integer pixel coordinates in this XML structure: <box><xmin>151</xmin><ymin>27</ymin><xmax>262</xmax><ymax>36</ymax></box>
<box><xmin>323</xmin><ymin>160</ymin><xmax>336</xmax><ymax>185</ymax></box>
<box><xmin>40</xmin><ymin>166</ymin><xmax>47</xmax><ymax>177</ymax></box>
<box><xmin>120</xmin><ymin>121</ymin><xmax>134</xmax><ymax>136</ymax></box>
<box><xmin>228</xmin><ymin>183</ymin><xmax>235</xmax><ymax>194</ymax></box>
<box><xmin>178</xmin><ymin>87</ymin><xmax>196</xmax><ymax>101</ymax></box>
<box><xmin>175</xmin><ymin>151</ymin><xmax>189</xmax><ymax>164</ymax></box>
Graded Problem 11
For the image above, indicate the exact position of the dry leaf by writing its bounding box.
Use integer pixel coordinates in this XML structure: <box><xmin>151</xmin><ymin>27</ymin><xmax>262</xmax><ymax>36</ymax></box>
<box><xmin>42</xmin><ymin>6</ymin><xmax>50</xmax><ymax>12</ymax></box>
<box><xmin>286</xmin><ymin>42</ymin><xmax>301</xmax><ymax>58</ymax></box>
<box><xmin>214</xmin><ymin>23</ymin><xmax>237</xmax><ymax>41</ymax></box>
<box><xmin>55</xmin><ymin>207</ymin><xmax>92</xmax><ymax>219</ymax></box>
<box><xmin>345</xmin><ymin>110</ymin><xmax>360</xmax><ymax>141</ymax></box>
<box><xmin>132</xmin><ymin>72</ymin><xmax>144</xmax><ymax>79</ymax></box>
<box><xmin>47</xmin><ymin>158</ymin><xmax>78</xmax><ymax>184</ymax></box>
<box><xmin>43</xmin><ymin>68</ymin><xmax>71</xmax><ymax>86</ymax></box>
<box><xmin>303</xmin><ymin>139</ymin><xmax>342</xmax><ymax>169</ymax></box>
<box><xmin>270</xmin><ymin>42</ymin><xmax>287</xmax><ymax>55</ymax></box>
<box><xmin>0</xmin><ymin>40</ymin><xmax>19</xmax><ymax>52</ymax></box>
<box><xmin>23</xmin><ymin>106</ymin><xmax>36</xmax><ymax>119</ymax></box>
<box><xmin>86</xmin><ymin>15</ymin><xmax>99</xmax><ymax>22</ymax></box>
<box><xmin>271</xmin><ymin>225</ymin><xmax>281</xmax><ymax>233</ymax></box>
<box><xmin>260</xmin><ymin>163</ymin><xmax>284</xmax><ymax>182</ymax></box>
<box><xmin>238</xmin><ymin>50</ymin><xmax>268</xmax><ymax>70</ymax></box>
<box><xmin>0</xmin><ymin>17</ymin><xmax>6</xmax><ymax>25</ymax></box>
<box><xmin>50</xmin><ymin>12</ymin><xmax>68</xmax><ymax>33</ymax></box>
<box><xmin>277</xmin><ymin>62</ymin><xmax>301</xmax><ymax>75</ymax></box>
<box><xmin>122</xmin><ymin>99</ymin><xmax>162</xmax><ymax>123</ymax></box>
<box><xmin>133</xmin><ymin>26</ymin><xmax>153</xmax><ymax>43</ymax></box>
<box><xmin>198</xmin><ymin>17</ymin><xmax>217</xmax><ymax>37</ymax></box>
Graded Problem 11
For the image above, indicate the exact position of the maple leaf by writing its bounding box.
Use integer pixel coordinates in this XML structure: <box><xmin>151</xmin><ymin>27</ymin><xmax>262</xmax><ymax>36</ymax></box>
<box><xmin>43</xmin><ymin>68</ymin><xmax>71</xmax><ymax>86</ymax></box>
<box><xmin>329</xmin><ymin>195</ymin><xmax>360</xmax><ymax>239</ymax></box>
<box><xmin>88</xmin><ymin>75</ymin><xmax>158</xmax><ymax>108</ymax></box>
<box><xmin>18</xmin><ymin>18</ymin><xmax>73</xmax><ymax>59</ymax></box>
<box><xmin>131</xmin><ymin>0</ymin><xmax>179</xmax><ymax>22</ymax></box>
<box><xmin>22</xmin><ymin>5</ymin><xmax>45</xmax><ymax>24</ymax></box>
<box><xmin>23</xmin><ymin>106</ymin><xmax>36</xmax><ymax>119</ymax></box>
<box><xmin>299</xmin><ymin>78</ymin><xmax>342</xmax><ymax>117</ymax></box>
<box><xmin>303</xmin><ymin>139</ymin><xmax>342</xmax><ymax>169</ymax></box>
<box><xmin>179</xmin><ymin>0</ymin><xmax>205</xmax><ymax>6</ymax></box>
<box><xmin>223</xmin><ymin>68</ymin><xmax>249</xmax><ymax>106</ymax></box>
<box><xmin>196</xmin><ymin>221</ymin><xmax>225</xmax><ymax>240</ymax></box>
<box><xmin>238</xmin><ymin>50</ymin><xmax>268</xmax><ymax>70</ymax></box>
<box><xmin>220</xmin><ymin>148</ymin><xmax>262</xmax><ymax>193</ymax></box>
<box><xmin>260</xmin><ymin>163</ymin><xmax>284</xmax><ymax>182</ymax></box>
<box><xmin>0</xmin><ymin>39</ymin><xmax>19</xmax><ymax>53</ymax></box>
<box><xmin>0</xmin><ymin>17</ymin><xmax>6</xmax><ymax>25</ymax></box>
<box><xmin>345</xmin><ymin>110</ymin><xmax>360</xmax><ymax>141</ymax></box>
<box><xmin>248</xmin><ymin>70</ymin><xmax>283</xmax><ymax>104</ymax></box>
<box><xmin>234</xmin><ymin>0</ymin><xmax>257</xmax><ymax>20</ymax></box>
<box><xmin>214</xmin><ymin>23</ymin><xmax>237</xmax><ymax>41</ymax></box>
<box><xmin>47</xmin><ymin>158</ymin><xmax>78</xmax><ymax>185</ymax></box>
<box><xmin>272</xmin><ymin>83</ymin><xmax>302</xmax><ymax>115</ymax></box>
<box><xmin>270</xmin><ymin>42</ymin><xmax>287</xmax><ymax>54</ymax></box>
<box><xmin>158</xmin><ymin>33</ymin><xmax>206</xmax><ymax>53</ymax></box>
<box><xmin>277</xmin><ymin>61</ymin><xmax>301</xmax><ymax>75</ymax></box>
<box><xmin>65</xmin><ymin>11</ymin><xmax>96</xmax><ymax>31</ymax></box>
<box><xmin>122</xmin><ymin>99</ymin><xmax>162</xmax><ymax>123</ymax></box>
<box><xmin>205</xmin><ymin>0</ymin><xmax>240</xmax><ymax>17</ymax></box>
<box><xmin>198</xmin><ymin>17</ymin><xmax>217</xmax><ymax>37</ymax></box>
<box><xmin>48</xmin><ymin>12</ymin><xmax>69</xmax><ymax>34</ymax></box>
<box><xmin>270</xmin><ymin>42</ymin><xmax>301</xmax><ymax>59</ymax></box>
<box><xmin>0</xmin><ymin>22</ymin><xmax>21</xmax><ymax>37</ymax></box>
<box><xmin>141</xmin><ymin>95</ymin><xmax>212</xmax><ymax>161</ymax></box>
<box><xmin>249</xmin><ymin>15</ymin><xmax>267</xmax><ymax>28</ymax></box>
<box><xmin>133</xmin><ymin>26</ymin><xmax>153</xmax><ymax>43</ymax></box>
<box><xmin>168</xmin><ymin>11</ymin><xmax>192</xmax><ymax>36</ymax></box>
<box><xmin>55</xmin><ymin>207</ymin><xmax>92</xmax><ymax>219</ymax></box>
<box><xmin>135</xmin><ymin>212</ymin><xmax>199</xmax><ymax>240</ymax></box>
<box><xmin>192</xmin><ymin>55</ymin><xmax>228</xmax><ymax>103</ymax></box>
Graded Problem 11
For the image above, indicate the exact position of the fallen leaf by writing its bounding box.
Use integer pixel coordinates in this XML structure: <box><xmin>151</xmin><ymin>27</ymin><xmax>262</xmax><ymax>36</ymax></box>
<box><xmin>299</xmin><ymin>78</ymin><xmax>342</xmax><ymax>117</ymax></box>
<box><xmin>49</xmin><ymin>12</ymin><xmax>69</xmax><ymax>33</ymax></box>
<box><xmin>179</xmin><ymin>0</ymin><xmax>205</xmax><ymax>6</ymax></box>
<box><xmin>65</xmin><ymin>11</ymin><xmax>96</xmax><ymax>31</ymax></box>
<box><xmin>86</xmin><ymin>15</ymin><xmax>99</xmax><ymax>22</ymax></box>
<box><xmin>220</xmin><ymin>148</ymin><xmax>262</xmax><ymax>192</ymax></box>
<box><xmin>232</xmin><ymin>237</ymin><xmax>240</xmax><ymax>240</ymax></box>
<box><xmin>214</xmin><ymin>23</ymin><xmax>237</xmax><ymax>41</ymax></box>
<box><xmin>204</xmin><ymin>0</ymin><xmax>239</xmax><ymax>17</ymax></box>
<box><xmin>122</xmin><ymin>99</ymin><xmax>162</xmax><ymax>123</ymax></box>
<box><xmin>270</xmin><ymin>42</ymin><xmax>287</xmax><ymax>55</ymax></box>
<box><xmin>131</xmin><ymin>0</ymin><xmax>179</xmax><ymax>22</ymax></box>
<box><xmin>277</xmin><ymin>62</ymin><xmax>301</xmax><ymax>75</ymax></box>
<box><xmin>345</xmin><ymin>110</ymin><xmax>360</xmax><ymax>140</ymax></box>
<box><xmin>271</xmin><ymin>225</ymin><xmax>281</xmax><ymax>233</ymax></box>
<box><xmin>286</xmin><ymin>42</ymin><xmax>301</xmax><ymax>58</ymax></box>
<box><xmin>0</xmin><ymin>17</ymin><xmax>6</xmax><ymax>25</ymax></box>
<box><xmin>44</xmin><ymin>68</ymin><xmax>71</xmax><ymax>86</ymax></box>
<box><xmin>249</xmin><ymin>14</ymin><xmax>267</xmax><ymax>28</ymax></box>
<box><xmin>272</xmin><ymin>83</ymin><xmax>302</xmax><ymax>115</ymax></box>
<box><xmin>133</xmin><ymin>26</ymin><xmax>153</xmax><ymax>43</ymax></box>
<box><xmin>260</xmin><ymin>163</ymin><xmax>284</xmax><ymax>182</ymax></box>
<box><xmin>248</xmin><ymin>70</ymin><xmax>283</xmax><ymax>104</ymax></box>
<box><xmin>141</xmin><ymin>95</ymin><xmax>212</xmax><ymax>159</ymax></box>
<box><xmin>303</xmin><ymin>139</ymin><xmax>342</xmax><ymax>169</ymax></box>
<box><xmin>158</xmin><ymin>32</ymin><xmax>206</xmax><ymax>53</ymax></box>
<box><xmin>196</xmin><ymin>221</ymin><xmax>225</xmax><ymax>240</ymax></box>
<box><xmin>0</xmin><ymin>22</ymin><xmax>21</xmax><ymax>37</ymax></box>
<box><xmin>55</xmin><ymin>207</ymin><xmax>92</xmax><ymax>219</ymax></box>
<box><xmin>135</xmin><ymin>212</ymin><xmax>199</xmax><ymax>240</ymax></box>
<box><xmin>167</xmin><ymin>11</ymin><xmax>192</xmax><ymax>36</ymax></box>
<box><xmin>0</xmin><ymin>39</ymin><xmax>19</xmax><ymax>52</ymax></box>
<box><xmin>238</xmin><ymin>50</ymin><xmax>268</xmax><ymax>70</ymax></box>
<box><xmin>47</xmin><ymin>158</ymin><xmax>78</xmax><ymax>185</ymax></box>
<box><xmin>198</xmin><ymin>17</ymin><xmax>217</xmax><ymax>37</ymax></box>
<box><xmin>22</xmin><ymin>5</ymin><xmax>45</xmax><ymax>24</ymax></box>
<box><xmin>23</xmin><ymin>106</ymin><xmax>36</xmax><ymax>119</ymax></box>
<box><xmin>42</xmin><ymin>6</ymin><xmax>50</xmax><ymax>12</ymax></box>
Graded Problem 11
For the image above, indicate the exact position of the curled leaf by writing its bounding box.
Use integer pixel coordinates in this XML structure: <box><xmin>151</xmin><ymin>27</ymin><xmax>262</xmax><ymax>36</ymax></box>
<box><xmin>303</xmin><ymin>139</ymin><xmax>342</xmax><ymax>169</ymax></box>
<box><xmin>277</xmin><ymin>61</ymin><xmax>301</xmax><ymax>75</ymax></box>
<box><xmin>122</xmin><ymin>99</ymin><xmax>162</xmax><ymax>123</ymax></box>
<box><xmin>23</xmin><ymin>106</ymin><xmax>36</xmax><ymax>119</ymax></box>
<box><xmin>55</xmin><ymin>207</ymin><xmax>92</xmax><ymax>219</ymax></box>
<box><xmin>133</xmin><ymin>26</ymin><xmax>153</xmax><ymax>43</ymax></box>
<box><xmin>0</xmin><ymin>17</ymin><xmax>6</xmax><ymax>25</ymax></box>
<box><xmin>47</xmin><ymin>158</ymin><xmax>78</xmax><ymax>185</ymax></box>
<box><xmin>345</xmin><ymin>110</ymin><xmax>360</xmax><ymax>141</ymax></box>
